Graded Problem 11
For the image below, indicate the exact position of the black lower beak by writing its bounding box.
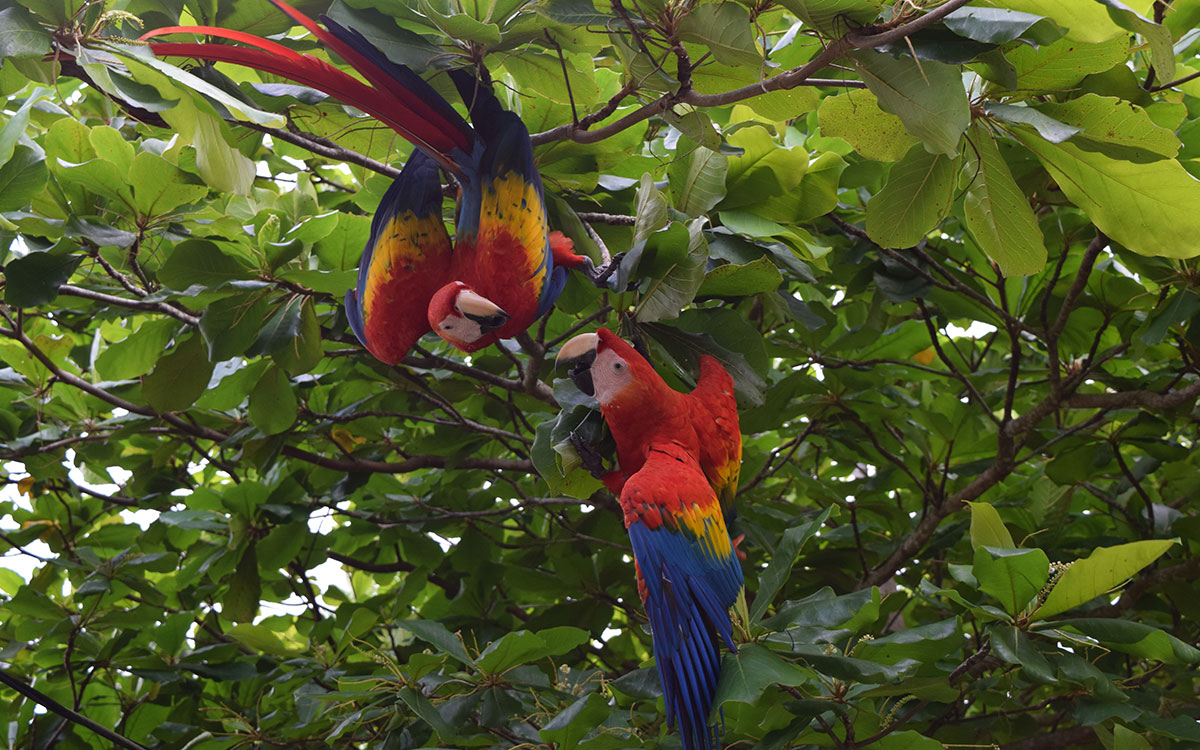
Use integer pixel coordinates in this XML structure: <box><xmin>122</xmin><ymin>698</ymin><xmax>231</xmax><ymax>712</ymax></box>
<box><xmin>464</xmin><ymin>310</ymin><xmax>511</xmax><ymax>332</ymax></box>
<box><xmin>567</xmin><ymin>351</ymin><xmax>596</xmax><ymax>396</ymax></box>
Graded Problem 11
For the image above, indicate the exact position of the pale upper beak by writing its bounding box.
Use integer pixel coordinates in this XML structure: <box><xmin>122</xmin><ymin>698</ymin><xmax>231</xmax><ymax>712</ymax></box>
<box><xmin>555</xmin><ymin>332</ymin><xmax>599</xmax><ymax>367</ymax></box>
<box><xmin>456</xmin><ymin>289</ymin><xmax>510</xmax><ymax>332</ymax></box>
<box><xmin>556</xmin><ymin>332</ymin><xmax>599</xmax><ymax>396</ymax></box>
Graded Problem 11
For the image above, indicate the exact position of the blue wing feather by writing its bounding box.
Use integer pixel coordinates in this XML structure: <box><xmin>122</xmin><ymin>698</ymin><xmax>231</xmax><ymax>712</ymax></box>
<box><xmin>624</xmin><ymin>447</ymin><xmax>743</xmax><ymax>750</ymax></box>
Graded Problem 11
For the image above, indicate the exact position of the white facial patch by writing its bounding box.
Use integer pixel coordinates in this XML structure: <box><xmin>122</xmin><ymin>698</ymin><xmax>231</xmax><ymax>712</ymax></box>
<box><xmin>592</xmin><ymin>347</ymin><xmax>633</xmax><ymax>405</ymax></box>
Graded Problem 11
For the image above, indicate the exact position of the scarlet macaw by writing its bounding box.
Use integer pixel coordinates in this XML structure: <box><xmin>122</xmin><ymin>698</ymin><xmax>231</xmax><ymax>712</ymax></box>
<box><xmin>143</xmin><ymin>0</ymin><xmax>588</xmax><ymax>363</ymax></box>
<box><xmin>556</xmin><ymin>329</ymin><xmax>742</xmax><ymax>522</ymax></box>
<box><xmin>556</xmin><ymin>329</ymin><xmax>744</xmax><ymax>750</ymax></box>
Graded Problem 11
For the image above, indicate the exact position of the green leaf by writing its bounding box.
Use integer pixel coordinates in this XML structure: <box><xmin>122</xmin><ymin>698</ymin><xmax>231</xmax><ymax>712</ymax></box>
<box><xmin>973</xmin><ymin>546</ymin><xmax>1050</xmax><ymax>616</ymax></box>
<box><xmin>0</xmin><ymin>145</ymin><xmax>47</xmax><ymax>212</ymax></box>
<box><xmin>775</xmin><ymin>0</ymin><xmax>883</xmax><ymax>36</ymax></box>
<box><xmin>226</xmin><ymin>623</ymin><xmax>295</xmax><ymax>656</ymax></box>
<box><xmin>0</xmin><ymin>6</ymin><xmax>50</xmax><ymax>58</ymax></box>
<box><xmin>677</xmin><ymin>3</ymin><xmax>760</xmax><ymax>67</ymax></box>
<box><xmin>699</xmin><ymin>257</ymin><xmax>784</xmax><ymax>297</ymax></box>
<box><xmin>142</xmin><ymin>332</ymin><xmax>215</xmax><ymax>412</ymax></box>
<box><xmin>984</xmin><ymin>102</ymin><xmax>1081</xmax><ymax>143</ymax></box>
<box><xmin>635</xmin><ymin>218</ymin><xmax>709</xmax><ymax>323</ymax></box>
<box><xmin>96</xmin><ymin>318</ymin><xmax>178</xmax><ymax>380</ymax></box>
<box><xmin>3</xmin><ymin>252</ymin><xmax>80</xmax><ymax>307</ymax></box>
<box><xmin>539</xmin><ymin>692</ymin><xmax>609</xmax><ymax>750</ymax></box>
<box><xmin>314</xmin><ymin>213</ymin><xmax>371</xmax><ymax>271</ymax></box>
<box><xmin>670</xmin><ymin>141</ymin><xmax>728</xmax><ymax>217</ymax></box>
<box><xmin>1052</xmin><ymin>618</ymin><xmax>1200</xmax><ymax>664</ymax></box>
<box><xmin>713</xmin><ymin>643</ymin><xmax>811</xmax><ymax>705</ymax></box>
<box><xmin>223</xmin><ymin>543</ymin><xmax>260</xmax><ymax>622</ymax></box>
<box><xmin>415</xmin><ymin>0</ymin><xmax>501</xmax><ymax>45</ymax></box>
<box><xmin>943</xmin><ymin>7</ymin><xmax>1065</xmax><ymax>45</ymax></box>
<box><xmin>865</xmin><ymin>143</ymin><xmax>956</xmax><ymax>248</ymax></box>
<box><xmin>962</xmin><ymin>124</ymin><xmax>1048</xmax><ymax>276</ymax></box>
<box><xmin>129</xmin><ymin>151</ymin><xmax>208</xmax><ymax>218</ymax></box>
<box><xmin>248</xmin><ymin>364</ymin><xmax>297</xmax><ymax>435</ymax></box>
<box><xmin>967</xmin><ymin>501</ymin><xmax>1016</xmax><ymax>549</ymax></box>
<box><xmin>991</xmin><ymin>625</ymin><xmax>1055</xmax><ymax>682</ymax></box>
<box><xmin>1008</xmin><ymin>34</ymin><xmax>1130</xmax><ymax>91</ymax></box>
<box><xmin>851</xmin><ymin>49</ymin><xmax>970</xmax><ymax>156</ymax></box>
<box><xmin>198</xmin><ymin>292</ymin><xmax>271</xmax><ymax>362</ymax></box>
<box><xmin>1035</xmin><ymin>539</ymin><xmax>1177</xmax><ymax>619</ymax></box>
<box><xmin>401</xmin><ymin>619</ymin><xmax>478</xmax><ymax>666</ymax></box>
<box><xmin>0</xmin><ymin>90</ymin><xmax>42</xmax><ymax>169</ymax></box>
<box><xmin>157</xmin><ymin>239</ymin><xmax>254</xmax><ymax>290</ymax></box>
<box><xmin>476</xmin><ymin>627</ymin><xmax>589</xmax><ymax>674</ymax></box>
<box><xmin>750</xmin><ymin>506</ymin><xmax>833</xmax><ymax>622</ymax></box>
<box><xmin>1098</xmin><ymin>0</ymin><xmax>1174</xmax><ymax>82</ymax></box>
<box><xmin>1034</xmin><ymin>94</ymin><xmax>1180</xmax><ymax>160</ymax></box>
<box><xmin>1012</xmin><ymin>129</ymin><xmax>1200</xmax><ymax>259</ymax></box>
<box><xmin>272</xmin><ymin>297</ymin><xmax>323</xmax><ymax>375</ymax></box>
<box><xmin>975</xmin><ymin>0</ymin><xmax>1124</xmax><ymax>43</ymax></box>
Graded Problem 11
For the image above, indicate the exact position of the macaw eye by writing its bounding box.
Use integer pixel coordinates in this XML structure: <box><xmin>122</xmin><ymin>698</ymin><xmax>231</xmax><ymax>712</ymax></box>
<box><xmin>613</xmin><ymin>362</ymin><xmax>624</xmax><ymax>371</ymax></box>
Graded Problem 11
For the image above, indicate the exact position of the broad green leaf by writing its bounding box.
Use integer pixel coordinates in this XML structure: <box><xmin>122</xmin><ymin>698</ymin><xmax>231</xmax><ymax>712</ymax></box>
<box><xmin>401</xmin><ymin>619</ymin><xmax>478</xmax><ymax>666</ymax></box>
<box><xmin>2</xmin><ymin>251</ymin><xmax>80</xmax><ymax>308</ymax></box>
<box><xmin>1007</xmin><ymin>34</ymin><xmax>1130</xmax><ymax>91</ymax></box>
<box><xmin>751</xmin><ymin>506</ymin><xmax>833</xmax><ymax>622</ymax></box>
<box><xmin>699</xmin><ymin>257</ymin><xmax>784</xmax><ymax>297</ymax></box>
<box><xmin>476</xmin><ymin>627</ymin><xmax>589</xmax><ymax>674</ymax></box>
<box><xmin>775</xmin><ymin>0</ymin><xmax>883</xmax><ymax>35</ymax></box>
<box><xmin>865</xmin><ymin>143</ymin><xmax>956</xmax><ymax>248</ymax></box>
<box><xmin>973</xmin><ymin>546</ymin><xmax>1050</xmax><ymax>616</ymax></box>
<box><xmin>1099</xmin><ymin>0</ymin><xmax>1174</xmax><ymax>81</ymax></box>
<box><xmin>0</xmin><ymin>145</ymin><xmax>47</xmax><ymax>213</ymax></box>
<box><xmin>199</xmin><ymin>292</ymin><xmax>271</xmax><ymax>362</ymax></box>
<box><xmin>1036</xmin><ymin>539</ymin><xmax>1177</xmax><ymax>619</ymax></box>
<box><xmin>142</xmin><ymin>333</ymin><xmax>215</xmax><ymax>412</ymax></box>
<box><xmin>539</xmin><ymin>692</ymin><xmax>609</xmax><ymax>750</ymax></box>
<box><xmin>967</xmin><ymin>501</ymin><xmax>1016</xmax><ymax>549</ymax></box>
<box><xmin>1052</xmin><ymin>618</ymin><xmax>1200</xmax><ymax>664</ymax></box>
<box><xmin>1012</xmin><ymin>129</ymin><xmax>1200</xmax><ymax>259</ymax></box>
<box><xmin>943</xmin><ymin>6</ymin><xmax>1065</xmax><ymax>45</ymax></box>
<box><xmin>158</xmin><ymin>239</ymin><xmax>254</xmax><ymax>290</ymax></box>
<box><xmin>503</xmin><ymin>52</ymin><xmax>599</xmax><ymax>109</ymax></box>
<box><xmin>635</xmin><ymin>218</ymin><xmax>709</xmax><ymax>323</ymax></box>
<box><xmin>851</xmin><ymin>50</ymin><xmax>970</xmax><ymax>156</ymax></box>
<box><xmin>415</xmin><ymin>0</ymin><xmax>501</xmax><ymax>45</ymax></box>
<box><xmin>0</xmin><ymin>6</ymin><xmax>50</xmax><ymax>58</ymax></box>
<box><xmin>974</xmin><ymin>0</ymin><xmax>1124</xmax><ymax>43</ymax></box>
<box><xmin>314</xmin><ymin>213</ymin><xmax>372</xmax><ymax>272</ymax></box>
<box><xmin>721</xmin><ymin>125</ymin><xmax>809</xmax><ymax>212</ymax></box>
<box><xmin>991</xmin><ymin>625</ymin><xmax>1055</xmax><ymax>682</ymax></box>
<box><xmin>677</xmin><ymin>3</ymin><xmax>760</xmax><ymax>67</ymax></box>
<box><xmin>984</xmin><ymin>102</ymin><xmax>1081</xmax><ymax>143</ymax></box>
<box><xmin>227</xmin><ymin>623</ymin><xmax>296</xmax><ymax>656</ymax></box>
<box><xmin>249</xmin><ymin>296</ymin><xmax>305</xmax><ymax>358</ymax></box>
<box><xmin>1034</xmin><ymin>94</ymin><xmax>1180</xmax><ymax>159</ymax></box>
<box><xmin>273</xmin><ymin>297</ymin><xmax>323</xmax><ymax>375</ymax></box>
<box><xmin>853</xmin><ymin>619</ymin><xmax>961</xmax><ymax>666</ymax></box>
<box><xmin>129</xmin><ymin>152</ymin><xmax>208</xmax><ymax>218</ymax></box>
<box><xmin>0</xmin><ymin>88</ymin><xmax>43</xmax><ymax>168</ymax></box>
<box><xmin>963</xmin><ymin>125</ymin><xmax>1048</xmax><ymax>275</ymax></box>
<box><xmin>95</xmin><ymin>318</ymin><xmax>178</xmax><ymax>380</ymax></box>
<box><xmin>248</xmin><ymin>364</ymin><xmax>297</xmax><ymax>435</ymax></box>
<box><xmin>669</xmin><ymin>141</ymin><xmax>728</xmax><ymax>217</ymax></box>
<box><xmin>713</xmin><ymin>643</ymin><xmax>811</xmax><ymax>705</ymax></box>
<box><xmin>223</xmin><ymin>544</ymin><xmax>260</xmax><ymax>622</ymax></box>
<box><xmin>192</xmin><ymin>110</ymin><xmax>256</xmax><ymax>196</ymax></box>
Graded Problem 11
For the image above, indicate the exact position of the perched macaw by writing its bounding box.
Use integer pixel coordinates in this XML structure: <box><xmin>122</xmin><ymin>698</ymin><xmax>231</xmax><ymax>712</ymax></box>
<box><xmin>143</xmin><ymin>0</ymin><xmax>588</xmax><ymax>363</ymax></box>
<box><xmin>556</xmin><ymin>329</ymin><xmax>742</xmax><ymax>523</ymax></box>
<box><xmin>557</xmin><ymin>330</ymin><xmax>744</xmax><ymax>750</ymax></box>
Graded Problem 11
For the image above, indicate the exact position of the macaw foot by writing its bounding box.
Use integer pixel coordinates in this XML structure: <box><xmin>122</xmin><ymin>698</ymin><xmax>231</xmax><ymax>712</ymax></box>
<box><xmin>591</xmin><ymin>252</ymin><xmax>627</xmax><ymax>288</ymax></box>
<box><xmin>570</xmin><ymin>431</ymin><xmax>608</xmax><ymax>479</ymax></box>
<box><xmin>732</xmin><ymin>533</ymin><xmax>747</xmax><ymax>561</ymax></box>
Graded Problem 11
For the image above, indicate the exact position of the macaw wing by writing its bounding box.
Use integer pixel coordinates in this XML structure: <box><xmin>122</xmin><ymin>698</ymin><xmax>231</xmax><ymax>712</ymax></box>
<box><xmin>622</xmin><ymin>443</ymin><xmax>743</xmax><ymax>750</ymax></box>
<box><xmin>346</xmin><ymin>150</ymin><xmax>453</xmax><ymax>364</ymax></box>
<box><xmin>446</xmin><ymin>75</ymin><xmax>553</xmax><ymax>327</ymax></box>
<box><xmin>689</xmin><ymin>355</ymin><xmax>742</xmax><ymax>522</ymax></box>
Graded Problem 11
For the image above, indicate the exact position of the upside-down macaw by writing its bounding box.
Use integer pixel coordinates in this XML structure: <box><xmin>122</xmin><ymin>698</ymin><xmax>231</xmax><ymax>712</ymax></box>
<box><xmin>556</xmin><ymin>329</ymin><xmax>744</xmax><ymax>750</ymax></box>
<box><xmin>555</xmin><ymin>329</ymin><xmax>742</xmax><ymax>523</ymax></box>
<box><xmin>142</xmin><ymin>0</ymin><xmax>589</xmax><ymax>364</ymax></box>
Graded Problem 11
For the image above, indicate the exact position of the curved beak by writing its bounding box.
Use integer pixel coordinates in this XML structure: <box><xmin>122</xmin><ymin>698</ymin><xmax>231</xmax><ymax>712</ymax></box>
<box><xmin>555</xmin><ymin>332</ymin><xmax>599</xmax><ymax>396</ymax></box>
<box><xmin>456</xmin><ymin>289</ymin><xmax>510</xmax><ymax>332</ymax></box>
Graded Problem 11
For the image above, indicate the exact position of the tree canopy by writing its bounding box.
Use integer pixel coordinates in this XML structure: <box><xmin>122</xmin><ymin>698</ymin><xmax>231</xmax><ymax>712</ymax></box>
<box><xmin>1</xmin><ymin>0</ymin><xmax>1199</xmax><ymax>748</ymax></box>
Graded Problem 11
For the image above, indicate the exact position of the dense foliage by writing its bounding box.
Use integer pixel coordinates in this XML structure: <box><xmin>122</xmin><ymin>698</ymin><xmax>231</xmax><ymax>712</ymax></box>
<box><xmin>1</xmin><ymin>0</ymin><xmax>1199</xmax><ymax>748</ymax></box>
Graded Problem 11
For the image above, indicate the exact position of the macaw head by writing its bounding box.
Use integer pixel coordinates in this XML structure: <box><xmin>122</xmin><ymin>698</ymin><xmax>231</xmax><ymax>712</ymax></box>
<box><xmin>556</xmin><ymin>328</ymin><xmax>658</xmax><ymax>406</ymax></box>
<box><xmin>427</xmin><ymin>282</ymin><xmax>511</xmax><ymax>352</ymax></box>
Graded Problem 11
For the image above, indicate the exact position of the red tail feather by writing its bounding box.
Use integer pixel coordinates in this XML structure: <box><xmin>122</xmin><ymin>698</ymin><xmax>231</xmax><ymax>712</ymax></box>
<box><xmin>142</xmin><ymin>0</ymin><xmax>471</xmax><ymax>165</ymax></box>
